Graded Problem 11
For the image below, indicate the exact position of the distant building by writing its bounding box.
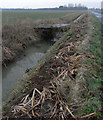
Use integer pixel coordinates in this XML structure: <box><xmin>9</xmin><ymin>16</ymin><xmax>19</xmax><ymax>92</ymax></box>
<box><xmin>68</xmin><ymin>4</ymin><xmax>74</xmax><ymax>8</ymax></box>
<box><xmin>75</xmin><ymin>4</ymin><xmax>77</xmax><ymax>7</ymax></box>
<box><xmin>58</xmin><ymin>3</ymin><xmax>88</xmax><ymax>10</ymax></box>
<box><xmin>64</xmin><ymin>5</ymin><xmax>67</xmax><ymax>8</ymax></box>
<box><xmin>78</xmin><ymin>3</ymin><xmax>82</xmax><ymax>7</ymax></box>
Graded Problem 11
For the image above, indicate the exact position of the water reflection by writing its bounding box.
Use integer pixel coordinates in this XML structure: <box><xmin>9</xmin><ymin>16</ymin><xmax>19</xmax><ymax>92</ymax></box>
<box><xmin>2</xmin><ymin>41</ymin><xmax>51</xmax><ymax>101</ymax></box>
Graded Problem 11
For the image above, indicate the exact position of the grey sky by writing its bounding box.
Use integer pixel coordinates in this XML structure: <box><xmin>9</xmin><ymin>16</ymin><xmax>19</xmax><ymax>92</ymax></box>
<box><xmin>0</xmin><ymin>0</ymin><xmax>102</xmax><ymax>8</ymax></box>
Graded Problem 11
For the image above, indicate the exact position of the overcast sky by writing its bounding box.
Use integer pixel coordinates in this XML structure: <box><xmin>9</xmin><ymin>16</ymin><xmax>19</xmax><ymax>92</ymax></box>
<box><xmin>0</xmin><ymin>0</ymin><xmax>102</xmax><ymax>9</ymax></box>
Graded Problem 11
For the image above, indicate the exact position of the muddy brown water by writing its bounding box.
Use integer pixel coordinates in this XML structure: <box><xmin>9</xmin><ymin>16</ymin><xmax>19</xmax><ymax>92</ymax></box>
<box><xmin>2</xmin><ymin>41</ymin><xmax>52</xmax><ymax>102</ymax></box>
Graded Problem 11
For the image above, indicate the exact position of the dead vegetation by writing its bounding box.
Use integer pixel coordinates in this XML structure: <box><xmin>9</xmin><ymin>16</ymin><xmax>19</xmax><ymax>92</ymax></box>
<box><xmin>12</xmin><ymin>82</ymin><xmax>77</xmax><ymax>119</ymax></box>
<box><xmin>3</xmin><ymin>13</ymin><xmax>99</xmax><ymax>119</ymax></box>
<box><xmin>2</xmin><ymin>24</ymin><xmax>39</xmax><ymax>67</ymax></box>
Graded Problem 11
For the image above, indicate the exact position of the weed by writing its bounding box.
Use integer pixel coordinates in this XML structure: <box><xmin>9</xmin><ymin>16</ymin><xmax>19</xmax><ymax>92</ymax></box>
<box><xmin>83</xmin><ymin>14</ymin><xmax>103</xmax><ymax>118</ymax></box>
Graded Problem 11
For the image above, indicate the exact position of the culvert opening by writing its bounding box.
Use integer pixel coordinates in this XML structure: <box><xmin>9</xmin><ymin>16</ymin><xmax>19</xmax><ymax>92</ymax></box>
<box><xmin>34</xmin><ymin>24</ymin><xmax>70</xmax><ymax>42</ymax></box>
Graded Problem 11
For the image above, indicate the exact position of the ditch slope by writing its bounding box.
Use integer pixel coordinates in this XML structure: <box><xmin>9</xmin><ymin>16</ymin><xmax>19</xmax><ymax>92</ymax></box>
<box><xmin>2</xmin><ymin>13</ymin><xmax>102</xmax><ymax>119</ymax></box>
<box><xmin>2</xmin><ymin>12</ymin><xmax>82</xmax><ymax>67</ymax></box>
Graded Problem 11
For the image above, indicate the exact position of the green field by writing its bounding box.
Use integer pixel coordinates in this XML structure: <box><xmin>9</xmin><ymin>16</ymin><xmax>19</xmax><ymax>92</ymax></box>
<box><xmin>2</xmin><ymin>10</ymin><xmax>76</xmax><ymax>24</ymax></box>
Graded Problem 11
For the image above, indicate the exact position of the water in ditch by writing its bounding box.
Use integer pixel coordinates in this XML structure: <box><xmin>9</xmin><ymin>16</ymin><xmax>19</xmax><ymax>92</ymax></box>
<box><xmin>2</xmin><ymin>41</ymin><xmax>52</xmax><ymax>101</ymax></box>
<box><xmin>91</xmin><ymin>11</ymin><xmax>103</xmax><ymax>24</ymax></box>
<box><xmin>2</xmin><ymin>23</ymin><xmax>70</xmax><ymax>102</ymax></box>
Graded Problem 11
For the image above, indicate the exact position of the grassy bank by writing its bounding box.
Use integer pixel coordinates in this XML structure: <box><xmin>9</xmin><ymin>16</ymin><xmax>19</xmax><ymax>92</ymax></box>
<box><xmin>82</xmin><ymin>14</ymin><xmax>103</xmax><ymax>118</ymax></box>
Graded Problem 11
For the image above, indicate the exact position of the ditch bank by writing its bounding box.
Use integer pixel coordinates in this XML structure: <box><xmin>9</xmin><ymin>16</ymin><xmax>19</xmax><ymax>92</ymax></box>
<box><xmin>2</xmin><ymin>13</ymin><xmax>97</xmax><ymax>119</ymax></box>
<box><xmin>2</xmin><ymin>23</ymin><xmax>70</xmax><ymax>67</ymax></box>
<box><xmin>2</xmin><ymin>23</ymin><xmax>71</xmax><ymax>102</ymax></box>
<box><xmin>2</xmin><ymin>14</ymin><xmax>84</xmax><ymax>102</ymax></box>
<box><xmin>2</xmin><ymin>41</ymin><xmax>52</xmax><ymax>102</ymax></box>
<box><xmin>2</xmin><ymin>12</ymin><xmax>83</xmax><ymax>67</ymax></box>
